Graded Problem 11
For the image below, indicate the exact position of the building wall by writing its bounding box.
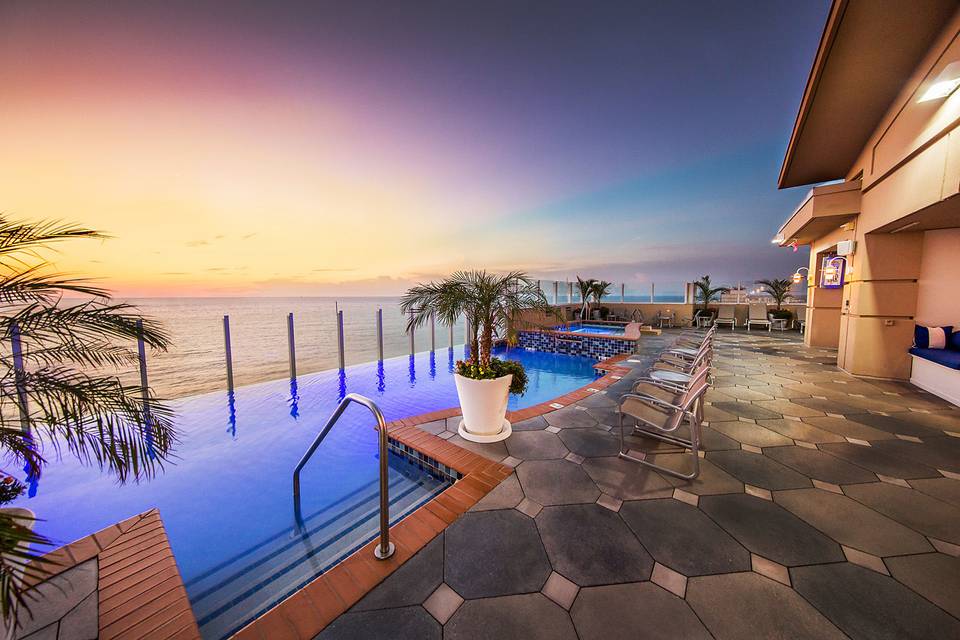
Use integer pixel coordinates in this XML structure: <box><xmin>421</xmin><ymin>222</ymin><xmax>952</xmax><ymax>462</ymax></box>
<box><xmin>830</xmin><ymin>11</ymin><xmax>960</xmax><ymax>379</ymax></box>
<box><xmin>916</xmin><ymin>228</ymin><xmax>960</xmax><ymax>325</ymax></box>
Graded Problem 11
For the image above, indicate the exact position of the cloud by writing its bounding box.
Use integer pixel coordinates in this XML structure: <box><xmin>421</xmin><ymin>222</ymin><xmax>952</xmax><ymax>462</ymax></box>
<box><xmin>186</xmin><ymin>240</ymin><xmax>209</xmax><ymax>247</ymax></box>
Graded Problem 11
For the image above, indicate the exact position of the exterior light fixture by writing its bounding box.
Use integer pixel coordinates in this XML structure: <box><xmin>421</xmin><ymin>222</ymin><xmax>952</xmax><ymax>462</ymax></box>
<box><xmin>771</xmin><ymin>234</ymin><xmax>784</xmax><ymax>244</ymax></box>
<box><xmin>919</xmin><ymin>61</ymin><xmax>960</xmax><ymax>102</ymax></box>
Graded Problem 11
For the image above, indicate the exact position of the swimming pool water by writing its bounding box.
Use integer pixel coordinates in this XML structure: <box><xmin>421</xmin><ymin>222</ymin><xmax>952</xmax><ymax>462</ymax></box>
<box><xmin>562</xmin><ymin>323</ymin><xmax>626</xmax><ymax>336</ymax></box>
<box><xmin>10</xmin><ymin>345</ymin><xmax>599</xmax><ymax>638</ymax></box>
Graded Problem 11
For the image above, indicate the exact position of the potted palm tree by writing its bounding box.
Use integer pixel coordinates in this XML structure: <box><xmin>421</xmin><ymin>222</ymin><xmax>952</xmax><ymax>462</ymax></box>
<box><xmin>756</xmin><ymin>278</ymin><xmax>794</xmax><ymax>322</ymax></box>
<box><xmin>590</xmin><ymin>280</ymin><xmax>612</xmax><ymax>320</ymax></box>
<box><xmin>693</xmin><ymin>275</ymin><xmax>729</xmax><ymax>325</ymax></box>
<box><xmin>0</xmin><ymin>218</ymin><xmax>177</xmax><ymax>628</ymax></box>
<box><xmin>575</xmin><ymin>276</ymin><xmax>596</xmax><ymax>321</ymax></box>
<box><xmin>401</xmin><ymin>271</ymin><xmax>552</xmax><ymax>442</ymax></box>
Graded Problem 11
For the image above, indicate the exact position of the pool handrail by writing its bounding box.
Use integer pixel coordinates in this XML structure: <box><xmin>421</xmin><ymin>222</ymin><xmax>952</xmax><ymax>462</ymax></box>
<box><xmin>292</xmin><ymin>392</ymin><xmax>395</xmax><ymax>560</ymax></box>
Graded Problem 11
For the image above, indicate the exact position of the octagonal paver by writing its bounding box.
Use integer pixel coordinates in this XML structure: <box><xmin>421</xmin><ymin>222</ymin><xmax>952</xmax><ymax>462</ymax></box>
<box><xmin>818</xmin><ymin>442</ymin><xmax>939</xmax><ymax>480</ymax></box>
<box><xmin>706</xmin><ymin>450</ymin><xmax>811</xmax><ymax>490</ymax></box>
<box><xmin>535</xmin><ymin>504</ymin><xmax>652</xmax><ymax>586</ymax></box>
<box><xmin>844</xmin><ymin>413</ymin><xmax>945</xmax><ymax>438</ymax></box>
<box><xmin>444</xmin><ymin>509</ymin><xmax>551</xmax><ymax>599</ymax></box>
<box><xmin>885</xmin><ymin>553</ymin><xmax>960</xmax><ymax>619</ymax></box>
<box><xmin>505</xmin><ymin>430</ymin><xmax>570</xmax><ymax>460</ymax></box>
<box><xmin>710</xmin><ymin>402</ymin><xmax>782</xmax><ymax>421</ymax></box>
<box><xmin>699</xmin><ymin>494</ymin><xmax>843</xmax><ymax>566</ymax></box>
<box><xmin>869</xmin><ymin>437</ymin><xmax>960</xmax><ymax>474</ymax></box>
<box><xmin>764</xmin><ymin>445</ymin><xmax>877</xmax><ymax>485</ymax></box>
<box><xmin>512</xmin><ymin>415</ymin><xmax>549</xmax><ymax>431</ymax></box>
<box><xmin>470</xmin><ymin>473</ymin><xmax>524</xmax><ymax>511</ymax></box>
<box><xmin>648</xmin><ymin>454</ymin><xmax>744</xmax><ymax>495</ymax></box>
<box><xmin>354</xmin><ymin>535</ymin><xmax>443</xmax><ymax>611</ymax></box>
<box><xmin>707</xmin><ymin>420</ymin><xmax>794</xmax><ymax>448</ymax></box>
<box><xmin>756</xmin><ymin>418</ymin><xmax>845</xmax><ymax>443</ymax></box>
<box><xmin>802</xmin><ymin>416</ymin><xmax>895</xmax><ymax>441</ymax></box>
<box><xmin>557</xmin><ymin>428</ymin><xmax>621</xmax><ymax>457</ymax></box>
<box><xmin>842</xmin><ymin>482</ymin><xmax>960</xmax><ymax>544</ymax></box>
<box><xmin>907</xmin><ymin>477</ymin><xmax>960</xmax><ymax>508</ymax></box>
<box><xmin>544</xmin><ymin>407</ymin><xmax>598</xmax><ymax>429</ymax></box>
<box><xmin>619</xmin><ymin>499</ymin><xmax>749</xmax><ymax>576</ymax></box>
<box><xmin>318</xmin><ymin>605</ymin><xmax>440</xmax><ymax>639</ymax></box>
<box><xmin>516</xmin><ymin>459</ymin><xmax>601</xmax><ymax>505</ymax></box>
<box><xmin>571</xmin><ymin>582</ymin><xmax>711</xmax><ymax>640</ymax></box>
<box><xmin>686</xmin><ymin>572</ymin><xmax>845</xmax><ymax>640</ymax></box>
<box><xmin>445</xmin><ymin>593</ymin><xmax>577</xmax><ymax>640</ymax></box>
<box><xmin>792</xmin><ymin>562</ymin><xmax>960</xmax><ymax>640</ymax></box>
<box><xmin>773</xmin><ymin>488</ymin><xmax>933</xmax><ymax>557</ymax></box>
<box><xmin>581</xmin><ymin>456</ymin><xmax>674</xmax><ymax>500</ymax></box>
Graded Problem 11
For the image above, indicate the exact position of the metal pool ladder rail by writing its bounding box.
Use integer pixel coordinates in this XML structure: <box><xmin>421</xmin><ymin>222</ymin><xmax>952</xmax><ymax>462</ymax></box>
<box><xmin>293</xmin><ymin>393</ymin><xmax>395</xmax><ymax>560</ymax></box>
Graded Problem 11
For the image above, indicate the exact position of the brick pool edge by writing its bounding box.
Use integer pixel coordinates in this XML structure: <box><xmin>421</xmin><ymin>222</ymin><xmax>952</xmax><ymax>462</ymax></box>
<box><xmin>230</xmin><ymin>353</ymin><xmax>632</xmax><ymax>639</ymax></box>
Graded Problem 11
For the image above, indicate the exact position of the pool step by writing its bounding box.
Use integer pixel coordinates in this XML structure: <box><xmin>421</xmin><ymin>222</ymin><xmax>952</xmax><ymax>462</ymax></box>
<box><xmin>188</xmin><ymin>458</ymin><xmax>448</xmax><ymax>639</ymax></box>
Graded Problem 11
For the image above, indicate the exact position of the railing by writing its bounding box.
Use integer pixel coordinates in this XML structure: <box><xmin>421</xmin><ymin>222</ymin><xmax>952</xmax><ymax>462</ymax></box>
<box><xmin>292</xmin><ymin>393</ymin><xmax>395</xmax><ymax>560</ymax></box>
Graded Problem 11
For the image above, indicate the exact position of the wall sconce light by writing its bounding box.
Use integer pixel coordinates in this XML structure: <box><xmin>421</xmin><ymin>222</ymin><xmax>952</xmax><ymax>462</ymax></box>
<box><xmin>792</xmin><ymin>266</ymin><xmax>809</xmax><ymax>284</ymax></box>
<box><xmin>919</xmin><ymin>61</ymin><xmax>960</xmax><ymax>102</ymax></box>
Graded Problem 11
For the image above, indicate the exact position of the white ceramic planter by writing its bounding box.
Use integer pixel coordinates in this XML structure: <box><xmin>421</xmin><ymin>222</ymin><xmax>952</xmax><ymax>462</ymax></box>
<box><xmin>454</xmin><ymin>373</ymin><xmax>513</xmax><ymax>443</ymax></box>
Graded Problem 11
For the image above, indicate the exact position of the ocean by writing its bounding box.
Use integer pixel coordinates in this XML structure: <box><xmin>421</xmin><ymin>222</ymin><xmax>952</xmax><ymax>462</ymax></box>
<box><xmin>118</xmin><ymin>297</ymin><xmax>469</xmax><ymax>399</ymax></box>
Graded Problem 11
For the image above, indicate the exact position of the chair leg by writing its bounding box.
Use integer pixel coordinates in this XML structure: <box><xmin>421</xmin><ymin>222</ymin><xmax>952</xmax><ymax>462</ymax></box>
<box><xmin>618</xmin><ymin>411</ymin><xmax>701</xmax><ymax>480</ymax></box>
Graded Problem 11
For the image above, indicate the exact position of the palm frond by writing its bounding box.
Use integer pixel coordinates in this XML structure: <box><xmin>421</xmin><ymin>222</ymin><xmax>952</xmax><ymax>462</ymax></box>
<box><xmin>0</xmin><ymin>512</ymin><xmax>52</xmax><ymax>622</ymax></box>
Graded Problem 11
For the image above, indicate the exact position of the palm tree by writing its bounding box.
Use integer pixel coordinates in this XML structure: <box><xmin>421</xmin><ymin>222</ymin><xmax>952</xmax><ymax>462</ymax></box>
<box><xmin>575</xmin><ymin>276</ymin><xmax>596</xmax><ymax>320</ymax></box>
<box><xmin>401</xmin><ymin>270</ymin><xmax>552</xmax><ymax>369</ymax></box>
<box><xmin>0</xmin><ymin>217</ymin><xmax>177</xmax><ymax>623</ymax></box>
<box><xmin>693</xmin><ymin>275</ymin><xmax>729</xmax><ymax>312</ymax></box>
<box><xmin>756</xmin><ymin>278</ymin><xmax>793</xmax><ymax>310</ymax></box>
<box><xmin>590</xmin><ymin>280</ymin><xmax>612</xmax><ymax>317</ymax></box>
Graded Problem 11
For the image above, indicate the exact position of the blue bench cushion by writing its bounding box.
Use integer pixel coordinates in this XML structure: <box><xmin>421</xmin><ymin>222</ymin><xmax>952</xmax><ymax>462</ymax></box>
<box><xmin>911</xmin><ymin>347</ymin><xmax>960</xmax><ymax>370</ymax></box>
<box><xmin>914</xmin><ymin>325</ymin><xmax>952</xmax><ymax>349</ymax></box>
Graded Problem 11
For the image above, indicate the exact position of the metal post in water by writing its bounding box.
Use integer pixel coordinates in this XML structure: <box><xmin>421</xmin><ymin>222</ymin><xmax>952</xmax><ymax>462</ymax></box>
<box><xmin>448</xmin><ymin>320</ymin><xmax>454</xmax><ymax>348</ymax></box>
<box><xmin>430</xmin><ymin>313</ymin><xmax>435</xmax><ymax>352</ymax></box>
<box><xmin>287</xmin><ymin>312</ymin><xmax>297</xmax><ymax>379</ymax></box>
<box><xmin>376</xmin><ymin>307</ymin><xmax>384</xmax><ymax>361</ymax></box>
<box><xmin>136</xmin><ymin>319</ymin><xmax>150</xmax><ymax>417</ymax></box>
<box><xmin>408</xmin><ymin>310</ymin><xmax>415</xmax><ymax>356</ymax></box>
<box><xmin>337</xmin><ymin>308</ymin><xmax>345</xmax><ymax>370</ymax></box>
<box><xmin>10</xmin><ymin>322</ymin><xmax>29</xmax><ymax>431</ymax></box>
<box><xmin>223</xmin><ymin>315</ymin><xmax>235</xmax><ymax>393</ymax></box>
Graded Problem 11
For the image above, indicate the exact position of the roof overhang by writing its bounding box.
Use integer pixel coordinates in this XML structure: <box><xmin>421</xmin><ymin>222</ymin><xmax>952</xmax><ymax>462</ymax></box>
<box><xmin>778</xmin><ymin>0</ymin><xmax>959</xmax><ymax>188</ymax></box>
<box><xmin>776</xmin><ymin>180</ymin><xmax>861</xmax><ymax>246</ymax></box>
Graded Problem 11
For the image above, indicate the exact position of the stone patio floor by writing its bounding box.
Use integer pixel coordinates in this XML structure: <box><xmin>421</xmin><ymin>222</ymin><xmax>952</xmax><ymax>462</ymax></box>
<box><xmin>315</xmin><ymin>330</ymin><xmax>960</xmax><ymax>640</ymax></box>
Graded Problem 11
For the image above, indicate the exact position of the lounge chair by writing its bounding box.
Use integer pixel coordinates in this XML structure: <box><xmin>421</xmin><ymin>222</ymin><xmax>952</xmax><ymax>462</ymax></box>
<box><xmin>618</xmin><ymin>372</ymin><xmax>709</xmax><ymax>479</ymax></box>
<box><xmin>630</xmin><ymin>308</ymin><xmax>645</xmax><ymax>324</ymax></box>
<box><xmin>746</xmin><ymin>303</ymin><xmax>771</xmax><ymax>331</ymax></box>
<box><xmin>693</xmin><ymin>309</ymin><xmax>714</xmax><ymax>328</ymax></box>
<box><xmin>714</xmin><ymin>305</ymin><xmax>736</xmax><ymax>330</ymax></box>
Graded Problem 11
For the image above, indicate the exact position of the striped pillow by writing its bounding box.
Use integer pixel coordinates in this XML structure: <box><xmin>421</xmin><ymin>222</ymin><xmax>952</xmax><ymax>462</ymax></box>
<box><xmin>915</xmin><ymin>325</ymin><xmax>953</xmax><ymax>349</ymax></box>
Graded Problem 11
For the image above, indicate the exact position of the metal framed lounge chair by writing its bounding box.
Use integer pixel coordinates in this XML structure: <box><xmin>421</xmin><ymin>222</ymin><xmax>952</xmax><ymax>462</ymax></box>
<box><xmin>630</xmin><ymin>308</ymin><xmax>645</xmax><ymax>324</ymax></box>
<box><xmin>694</xmin><ymin>309</ymin><xmax>715</xmax><ymax>328</ymax></box>
<box><xmin>714</xmin><ymin>305</ymin><xmax>736</xmax><ymax>330</ymax></box>
<box><xmin>746</xmin><ymin>303</ymin><xmax>771</xmax><ymax>331</ymax></box>
<box><xmin>618</xmin><ymin>374</ymin><xmax>709</xmax><ymax>479</ymax></box>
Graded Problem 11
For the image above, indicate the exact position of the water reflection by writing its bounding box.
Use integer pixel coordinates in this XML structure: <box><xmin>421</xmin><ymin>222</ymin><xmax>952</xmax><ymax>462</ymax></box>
<box><xmin>288</xmin><ymin>377</ymin><xmax>300</xmax><ymax>419</ymax></box>
<box><xmin>337</xmin><ymin>369</ymin><xmax>347</xmax><ymax>402</ymax></box>
<box><xmin>376</xmin><ymin>361</ymin><xmax>386</xmax><ymax>393</ymax></box>
<box><xmin>408</xmin><ymin>355</ymin><xmax>416</xmax><ymax>386</ymax></box>
<box><xmin>429</xmin><ymin>351</ymin><xmax>436</xmax><ymax>380</ymax></box>
<box><xmin>225</xmin><ymin>390</ymin><xmax>237</xmax><ymax>439</ymax></box>
<box><xmin>23</xmin><ymin>431</ymin><xmax>38</xmax><ymax>497</ymax></box>
<box><xmin>447</xmin><ymin>347</ymin><xmax>455</xmax><ymax>374</ymax></box>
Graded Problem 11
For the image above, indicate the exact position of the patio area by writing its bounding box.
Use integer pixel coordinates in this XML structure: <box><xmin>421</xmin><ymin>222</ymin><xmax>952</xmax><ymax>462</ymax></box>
<box><xmin>314</xmin><ymin>330</ymin><xmax>960</xmax><ymax>640</ymax></box>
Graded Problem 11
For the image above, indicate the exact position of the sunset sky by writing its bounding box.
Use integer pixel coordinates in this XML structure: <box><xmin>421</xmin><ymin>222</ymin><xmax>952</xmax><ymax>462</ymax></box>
<box><xmin>0</xmin><ymin>0</ymin><xmax>825</xmax><ymax>297</ymax></box>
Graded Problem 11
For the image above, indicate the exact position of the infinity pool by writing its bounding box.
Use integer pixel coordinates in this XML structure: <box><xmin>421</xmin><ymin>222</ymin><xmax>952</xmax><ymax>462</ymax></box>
<box><xmin>11</xmin><ymin>346</ymin><xmax>598</xmax><ymax>639</ymax></box>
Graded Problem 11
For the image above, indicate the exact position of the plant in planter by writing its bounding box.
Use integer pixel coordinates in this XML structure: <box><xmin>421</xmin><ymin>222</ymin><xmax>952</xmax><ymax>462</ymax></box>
<box><xmin>590</xmin><ymin>280</ymin><xmax>612</xmax><ymax>319</ymax></box>
<box><xmin>756</xmin><ymin>278</ymin><xmax>794</xmax><ymax>320</ymax></box>
<box><xmin>693</xmin><ymin>274</ymin><xmax>729</xmax><ymax>323</ymax></box>
<box><xmin>401</xmin><ymin>270</ymin><xmax>551</xmax><ymax>442</ymax></box>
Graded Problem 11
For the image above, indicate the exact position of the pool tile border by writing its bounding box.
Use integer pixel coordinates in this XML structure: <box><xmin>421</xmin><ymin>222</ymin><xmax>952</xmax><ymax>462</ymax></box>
<box><xmin>231</xmin><ymin>353</ymin><xmax>631</xmax><ymax>639</ymax></box>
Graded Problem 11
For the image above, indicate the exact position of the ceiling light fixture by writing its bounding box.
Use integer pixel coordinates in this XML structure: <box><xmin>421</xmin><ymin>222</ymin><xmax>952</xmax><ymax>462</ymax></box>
<box><xmin>919</xmin><ymin>61</ymin><xmax>960</xmax><ymax>102</ymax></box>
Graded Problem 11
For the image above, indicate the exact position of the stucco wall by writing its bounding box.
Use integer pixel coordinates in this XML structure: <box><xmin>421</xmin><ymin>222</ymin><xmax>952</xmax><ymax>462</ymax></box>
<box><xmin>916</xmin><ymin>228</ymin><xmax>960</xmax><ymax>326</ymax></box>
